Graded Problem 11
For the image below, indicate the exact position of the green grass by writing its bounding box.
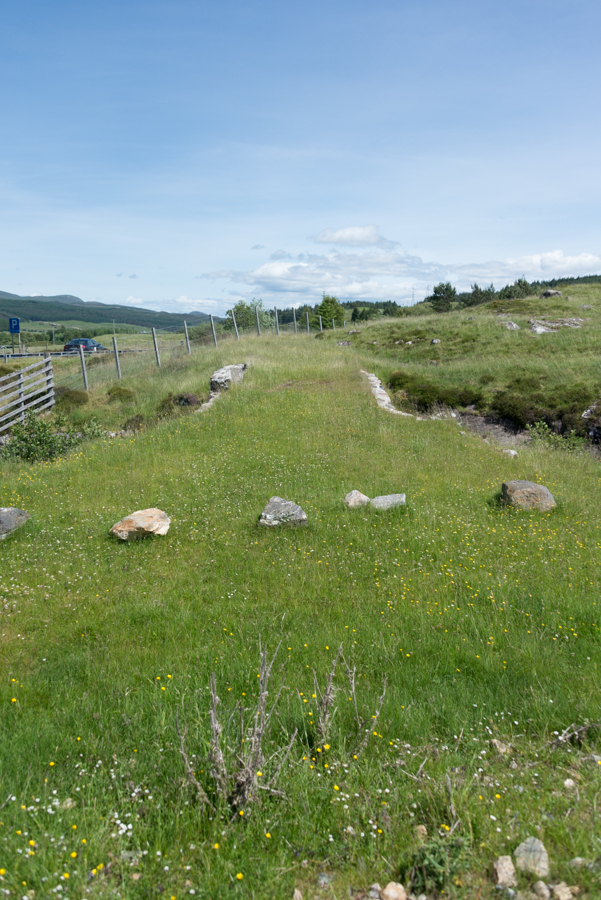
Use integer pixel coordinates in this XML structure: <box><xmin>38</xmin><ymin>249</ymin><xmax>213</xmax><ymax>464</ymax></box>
<box><xmin>1</xmin><ymin>332</ymin><xmax>600</xmax><ymax>898</ymax></box>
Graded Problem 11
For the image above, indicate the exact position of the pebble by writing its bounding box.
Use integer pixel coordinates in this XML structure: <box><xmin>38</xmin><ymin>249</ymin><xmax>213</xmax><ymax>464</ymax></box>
<box><xmin>551</xmin><ymin>884</ymin><xmax>572</xmax><ymax>900</ymax></box>
<box><xmin>381</xmin><ymin>883</ymin><xmax>407</xmax><ymax>900</ymax></box>
<box><xmin>493</xmin><ymin>856</ymin><xmax>518</xmax><ymax>887</ymax></box>
<box><xmin>533</xmin><ymin>882</ymin><xmax>551</xmax><ymax>900</ymax></box>
<box><xmin>368</xmin><ymin>884</ymin><xmax>381</xmax><ymax>899</ymax></box>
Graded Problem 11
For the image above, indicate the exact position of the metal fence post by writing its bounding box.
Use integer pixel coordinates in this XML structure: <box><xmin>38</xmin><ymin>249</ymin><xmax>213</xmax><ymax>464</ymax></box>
<box><xmin>274</xmin><ymin>308</ymin><xmax>279</xmax><ymax>335</ymax></box>
<box><xmin>232</xmin><ymin>311</ymin><xmax>239</xmax><ymax>340</ymax></box>
<box><xmin>319</xmin><ymin>315</ymin><xmax>323</xmax><ymax>332</ymax></box>
<box><xmin>293</xmin><ymin>307</ymin><xmax>297</xmax><ymax>334</ymax></box>
<box><xmin>255</xmin><ymin>305</ymin><xmax>261</xmax><ymax>336</ymax></box>
<box><xmin>152</xmin><ymin>328</ymin><xmax>161</xmax><ymax>367</ymax></box>
<box><xmin>210</xmin><ymin>315</ymin><xmax>218</xmax><ymax>347</ymax></box>
<box><xmin>79</xmin><ymin>344</ymin><xmax>89</xmax><ymax>391</ymax></box>
<box><xmin>183</xmin><ymin>320</ymin><xmax>191</xmax><ymax>354</ymax></box>
<box><xmin>306</xmin><ymin>311</ymin><xmax>310</xmax><ymax>333</ymax></box>
<box><xmin>112</xmin><ymin>336</ymin><xmax>122</xmax><ymax>379</ymax></box>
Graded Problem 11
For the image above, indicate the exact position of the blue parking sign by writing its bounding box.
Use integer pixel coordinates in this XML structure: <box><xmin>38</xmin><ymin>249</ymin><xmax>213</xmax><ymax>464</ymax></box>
<box><xmin>9</xmin><ymin>317</ymin><xmax>20</xmax><ymax>334</ymax></box>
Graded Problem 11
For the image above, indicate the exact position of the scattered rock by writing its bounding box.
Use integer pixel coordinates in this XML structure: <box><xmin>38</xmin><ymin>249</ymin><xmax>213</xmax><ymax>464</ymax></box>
<box><xmin>514</xmin><ymin>837</ymin><xmax>550</xmax><ymax>878</ymax></box>
<box><xmin>551</xmin><ymin>884</ymin><xmax>572</xmax><ymax>900</ymax></box>
<box><xmin>209</xmin><ymin>363</ymin><xmax>248</xmax><ymax>393</ymax></box>
<box><xmin>569</xmin><ymin>858</ymin><xmax>587</xmax><ymax>868</ymax></box>
<box><xmin>564</xmin><ymin>778</ymin><xmax>576</xmax><ymax>790</ymax></box>
<box><xmin>531</xmin><ymin>323</ymin><xmax>557</xmax><ymax>334</ymax></box>
<box><xmin>494</xmin><ymin>856</ymin><xmax>518</xmax><ymax>887</ymax></box>
<box><xmin>349</xmin><ymin>329</ymin><xmax>361</xmax><ymax>334</ymax></box>
<box><xmin>491</xmin><ymin>738</ymin><xmax>512</xmax><ymax>756</ymax></box>
<box><xmin>504</xmin><ymin>321</ymin><xmax>520</xmax><ymax>330</ymax></box>
<box><xmin>431</xmin><ymin>338</ymin><xmax>441</xmax><ymax>344</ymax></box>
<box><xmin>370</xmin><ymin>494</ymin><xmax>406</xmax><ymax>510</ymax></box>
<box><xmin>337</xmin><ymin>340</ymin><xmax>352</xmax><ymax>346</ymax></box>
<box><xmin>581</xmin><ymin>305</ymin><xmax>592</xmax><ymax>309</ymax></box>
<box><xmin>415</xmin><ymin>824</ymin><xmax>428</xmax><ymax>840</ymax></box>
<box><xmin>0</xmin><ymin>507</ymin><xmax>30</xmax><ymax>539</ymax></box>
<box><xmin>581</xmin><ymin>402</ymin><xmax>598</xmax><ymax>419</ymax></box>
<box><xmin>533</xmin><ymin>883</ymin><xmax>551</xmax><ymax>900</ymax></box>
<box><xmin>60</xmin><ymin>798</ymin><xmax>75</xmax><ymax>810</ymax></box>
<box><xmin>344</xmin><ymin>490</ymin><xmax>371</xmax><ymax>508</ymax></box>
<box><xmin>540</xmin><ymin>290</ymin><xmax>562</xmax><ymax>298</ymax></box>
<box><xmin>361</xmin><ymin>371</ymin><xmax>415</xmax><ymax>418</ymax></box>
<box><xmin>501</xmin><ymin>481</ymin><xmax>556</xmax><ymax>512</ymax></box>
<box><xmin>259</xmin><ymin>497</ymin><xmax>307</xmax><ymax>527</ymax></box>
<box><xmin>503</xmin><ymin>449</ymin><xmax>518</xmax><ymax>459</ymax></box>
<box><xmin>381</xmin><ymin>883</ymin><xmax>407</xmax><ymax>900</ymax></box>
<box><xmin>293</xmin><ymin>890</ymin><xmax>303</xmax><ymax>900</ymax></box>
<box><xmin>317</xmin><ymin>873</ymin><xmax>333</xmax><ymax>886</ymax></box>
<box><xmin>110</xmin><ymin>509</ymin><xmax>171</xmax><ymax>541</ymax></box>
<box><xmin>368</xmin><ymin>885</ymin><xmax>381</xmax><ymax>899</ymax></box>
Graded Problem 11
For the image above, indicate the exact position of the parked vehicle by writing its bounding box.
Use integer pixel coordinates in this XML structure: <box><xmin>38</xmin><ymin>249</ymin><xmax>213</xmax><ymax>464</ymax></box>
<box><xmin>63</xmin><ymin>338</ymin><xmax>107</xmax><ymax>352</ymax></box>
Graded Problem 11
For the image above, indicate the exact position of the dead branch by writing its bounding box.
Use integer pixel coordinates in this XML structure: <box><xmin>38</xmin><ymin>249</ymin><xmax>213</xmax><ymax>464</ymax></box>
<box><xmin>175</xmin><ymin>709</ymin><xmax>211</xmax><ymax>807</ymax></box>
<box><xmin>342</xmin><ymin>653</ymin><xmax>362</xmax><ymax>730</ymax></box>
<box><xmin>209</xmin><ymin>673</ymin><xmax>229</xmax><ymax>801</ymax></box>
<box><xmin>268</xmin><ymin>728</ymin><xmax>298</xmax><ymax>790</ymax></box>
<box><xmin>549</xmin><ymin>721</ymin><xmax>601</xmax><ymax>748</ymax></box>
<box><xmin>313</xmin><ymin>644</ymin><xmax>343</xmax><ymax>743</ymax></box>
<box><xmin>445</xmin><ymin>772</ymin><xmax>457</xmax><ymax>820</ymax></box>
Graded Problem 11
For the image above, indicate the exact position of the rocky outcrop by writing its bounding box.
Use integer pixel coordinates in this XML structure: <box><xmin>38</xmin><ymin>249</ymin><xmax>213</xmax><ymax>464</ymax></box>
<box><xmin>502</xmin><ymin>481</ymin><xmax>556</xmax><ymax>511</ymax></box>
<box><xmin>210</xmin><ymin>363</ymin><xmax>248</xmax><ymax>393</ymax></box>
<box><xmin>0</xmin><ymin>507</ymin><xmax>30</xmax><ymax>539</ymax></box>
<box><xmin>259</xmin><ymin>497</ymin><xmax>307</xmax><ymax>527</ymax></box>
<box><xmin>110</xmin><ymin>509</ymin><xmax>171</xmax><ymax>540</ymax></box>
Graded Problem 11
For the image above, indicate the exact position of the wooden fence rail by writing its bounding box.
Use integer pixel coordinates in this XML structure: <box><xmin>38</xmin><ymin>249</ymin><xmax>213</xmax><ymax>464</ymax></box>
<box><xmin>0</xmin><ymin>358</ymin><xmax>55</xmax><ymax>434</ymax></box>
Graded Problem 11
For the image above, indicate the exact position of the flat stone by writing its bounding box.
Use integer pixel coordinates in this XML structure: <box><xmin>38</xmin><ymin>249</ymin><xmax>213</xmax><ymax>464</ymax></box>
<box><xmin>551</xmin><ymin>885</ymin><xmax>572</xmax><ymax>900</ymax></box>
<box><xmin>505</xmin><ymin>321</ymin><xmax>520</xmax><ymax>330</ymax></box>
<box><xmin>209</xmin><ymin>363</ymin><xmax>247</xmax><ymax>393</ymax></box>
<box><xmin>514</xmin><ymin>837</ymin><xmax>550</xmax><ymax>879</ymax></box>
<box><xmin>533</xmin><ymin>883</ymin><xmax>551</xmax><ymax>900</ymax></box>
<box><xmin>259</xmin><ymin>497</ymin><xmax>307</xmax><ymax>527</ymax></box>
<box><xmin>343</xmin><ymin>490</ymin><xmax>371</xmax><ymax>508</ymax></box>
<box><xmin>493</xmin><ymin>856</ymin><xmax>518</xmax><ymax>887</ymax></box>
<box><xmin>381</xmin><ymin>883</ymin><xmax>407</xmax><ymax>900</ymax></box>
<box><xmin>370</xmin><ymin>493</ymin><xmax>406</xmax><ymax>510</ymax></box>
<box><xmin>337</xmin><ymin>340</ymin><xmax>352</xmax><ymax>346</ymax></box>
<box><xmin>0</xmin><ymin>507</ymin><xmax>30</xmax><ymax>539</ymax></box>
<box><xmin>502</xmin><ymin>481</ymin><xmax>556</xmax><ymax>511</ymax></box>
<box><xmin>503</xmin><ymin>449</ymin><xmax>518</xmax><ymax>458</ymax></box>
<box><xmin>110</xmin><ymin>508</ymin><xmax>171</xmax><ymax>541</ymax></box>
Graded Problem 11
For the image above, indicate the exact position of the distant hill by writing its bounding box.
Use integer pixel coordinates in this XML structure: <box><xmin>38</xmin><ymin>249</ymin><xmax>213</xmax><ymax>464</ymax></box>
<box><xmin>0</xmin><ymin>291</ymin><xmax>213</xmax><ymax>329</ymax></box>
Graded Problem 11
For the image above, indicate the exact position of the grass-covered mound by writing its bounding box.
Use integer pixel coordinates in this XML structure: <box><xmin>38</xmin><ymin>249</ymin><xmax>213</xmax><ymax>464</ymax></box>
<box><xmin>0</xmin><ymin>335</ymin><xmax>600</xmax><ymax>898</ymax></box>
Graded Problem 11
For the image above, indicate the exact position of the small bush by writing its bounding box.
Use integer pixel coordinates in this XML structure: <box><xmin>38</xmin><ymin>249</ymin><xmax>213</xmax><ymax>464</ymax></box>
<box><xmin>157</xmin><ymin>392</ymin><xmax>200</xmax><ymax>417</ymax></box>
<box><xmin>406</xmin><ymin>836</ymin><xmax>471</xmax><ymax>893</ymax></box>
<box><xmin>526</xmin><ymin>421</ymin><xmax>586</xmax><ymax>452</ymax></box>
<box><xmin>388</xmin><ymin>371</ymin><xmax>483</xmax><ymax>412</ymax></box>
<box><xmin>123</xmin><ymin>414</ymin><xmax>145</xmax><ymax>432</ymax></box>
<box><xmin>107</xmin><ymin>385</ymin><xmax>136</xmax><ymax>403</ymax></box>
<box><xmin>1</xmin><ymin>412</ymin><xmax>67</xmax><ymax>462</ymax></box>
<box><xmin>478</xmin><ymin>372</ymin><xmax>495</xmax><ymax>385</ymax></box>
<box><xmin>55</xmin><ymin>388</ymin><xmax>89</xmax><ymax>409</ymax></box>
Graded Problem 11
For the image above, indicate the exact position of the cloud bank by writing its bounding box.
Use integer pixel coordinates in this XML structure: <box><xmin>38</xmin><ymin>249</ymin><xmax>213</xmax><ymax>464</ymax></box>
<box><xmin>311</xmin><ymin>224</ymin><xmax>398</xmax><ymax>249</ymax></box>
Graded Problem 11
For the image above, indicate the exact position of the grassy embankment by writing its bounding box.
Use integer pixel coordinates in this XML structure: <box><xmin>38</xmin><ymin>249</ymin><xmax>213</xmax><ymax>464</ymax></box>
<box><xmin>0</xmin><ymin>325</ymin><xmax>600</xmax><ymax>899</ymax></box>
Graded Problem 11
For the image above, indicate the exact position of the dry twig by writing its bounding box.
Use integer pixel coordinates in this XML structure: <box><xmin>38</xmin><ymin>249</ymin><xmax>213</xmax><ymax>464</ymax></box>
<box><xmin>175</xmin><ymin>709</ymin><xmax>211</xmax><ymax>807</ymax></box>
<box><xmin>313</xmin><ymin>645</ymin><xmax>343</xmax><ymax>743</ymax></box>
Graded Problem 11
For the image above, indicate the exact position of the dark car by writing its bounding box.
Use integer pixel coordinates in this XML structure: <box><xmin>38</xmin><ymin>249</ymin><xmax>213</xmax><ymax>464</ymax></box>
<box><xmin>63</xmin><ymin>338</ymin><xmax>107</xmax><ymax>352</ymax></box>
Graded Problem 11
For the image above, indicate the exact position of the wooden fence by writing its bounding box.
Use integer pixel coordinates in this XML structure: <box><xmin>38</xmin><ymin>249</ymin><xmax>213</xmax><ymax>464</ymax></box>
<box><xmin>0</xmin><ymin>358</ymin><xmax>55</xmax><ymax>435</ymax></box>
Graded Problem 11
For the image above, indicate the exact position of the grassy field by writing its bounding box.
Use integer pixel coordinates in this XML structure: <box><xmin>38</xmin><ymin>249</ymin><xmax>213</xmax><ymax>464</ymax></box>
<box><xmin>1</xmin><ymin>312</ymin><xmax>601</xmax><ymax>898</ymax></box>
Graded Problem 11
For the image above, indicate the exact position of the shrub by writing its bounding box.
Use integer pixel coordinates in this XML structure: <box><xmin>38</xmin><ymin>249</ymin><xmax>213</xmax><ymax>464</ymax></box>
<box><xmin>426</xmin><ymin>282</ymin><xmax>456</xmax><ymax>313</ymax></box>
<box><xmin>406</xmin><ymin>837</ymin><xmax>471</xmax><ymax>894</ymax></box>
<box><xmin>388</xmin><ymin>371</ymin><xmax>483</xmax><ymax>412</ymax></box>
<box><xmin>1</xmin><ymin>412</ymin><xmax>66</xmax><ymax>462</ymax></box>
<box><xmin>526</xmin><ymin>420</ymin><xmax>586</xmax><ymax>452</ymax></box>
<box><xmin>157</xmin><ymin>392</ymin><xmax>199</xmax><ymax>417</ymax></box>
<box><xmin>55</xmin><ymin>387</ymin><xmax>89</xmax><ymax>409</ymax></box>
<box><xmin>107</xmin><ymin>385</ymin><xmax>136</xmax><ymax>403</ymax></box>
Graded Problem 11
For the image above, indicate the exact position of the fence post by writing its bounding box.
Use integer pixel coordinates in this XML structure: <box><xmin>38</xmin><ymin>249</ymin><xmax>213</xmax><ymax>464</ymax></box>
<box><xmin>231</xmin><ymin>311</ymin><xmax>240</xmax><ymax>340</ymax></box>
<box><xmin>255</xmin><ymin>305</ymin><xmax>261</xmax><ymax>336</ymax></box>
<box><xmin>293</xmin><ymin>307</ymin><xmax>297</xmax><ymax>334</ymax></box>
<box><xmin>79</xmin><ymin>345</ymin><xmax>89</xmax><ymax>391</ymax></box>
<box><xmin>332</xmin><ymin>318</ymin><xmax>335</xmax><ymax>330</ymax></box>
<box><xmin>319</xmin><ymin>315</ymin><xmax>323</xmax><ymax>332</ymax></box>
<box><xmin>45</xmin><ymin>355</ymin><xmax>55</xmax><ymax>409</ymax></box>
<box><xmin>183</xmin><ymin>320</ymin><xmax>191</xmax><ymax>354</ymax></box>
<box><xmin>152</xmin><ymin>328</ymin><xmax>161</xmax><ymax>367</ymax></box>
<box><xmin>18</xmin><ymin>371</ymin><xmax>24</xmax><ymax>422</ymax></box>
<box><xmin>112</xmin><ymin>336</ymin><xmax>122</xmax><ymax>379</ymax></box>
<box><xmin>306</xmin><ymin>311</ymin><xmax>310</xmax><ymax>333</ymax></box>
<box><xmin>343</xmin><ymin>320</ymin><xmax>346</xmax><ymax>329</ymax></box>
<box><xmin>274</xmin><ymin>308</ymin><xmax>279</xmax><ymax>335</ymax></box>
<box><xmin>210</xmin><ymin>315</ymin><xmax>218</xmax><ymax>347</ymax></box>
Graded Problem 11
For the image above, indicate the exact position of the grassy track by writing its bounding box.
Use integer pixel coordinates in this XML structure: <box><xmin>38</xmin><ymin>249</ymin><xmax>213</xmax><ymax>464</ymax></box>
<box><xmin>1</xmin><ymin>332</ymin><xmax>600</xmax><ymax>898</ymax></box>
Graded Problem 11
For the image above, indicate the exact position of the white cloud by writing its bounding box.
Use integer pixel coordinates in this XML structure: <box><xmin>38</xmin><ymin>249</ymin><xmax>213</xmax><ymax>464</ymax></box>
<box><xmin>200</xmin><ymin>246</ymin><xmax>601</xmax><ymax>307</ymax></box>
<box><xmin>311</xmin><ymin>224</ymin><xmax>398</xmax><ymax>249</ymax></box>
<box><xmin>171</xmin><ymin>295</ymin><xmax>222</xmax><ymax>310</ymax></box>
<box><xmin>125</xmin><ymin>295</ymin><xmax>144</xmax><ymax>306</ymax></box>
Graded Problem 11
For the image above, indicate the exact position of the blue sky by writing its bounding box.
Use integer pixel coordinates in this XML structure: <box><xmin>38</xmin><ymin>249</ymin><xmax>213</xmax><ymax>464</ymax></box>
<box><xmin>1</xmin><ymin>0</ymin><xmax>600</xmax><ymax>314</ymax></box>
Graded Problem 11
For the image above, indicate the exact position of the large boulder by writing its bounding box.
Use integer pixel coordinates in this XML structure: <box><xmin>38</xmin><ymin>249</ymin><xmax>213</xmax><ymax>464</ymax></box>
<box><xmin>110</xmin><ymin>509</ymin><xmax>171</xmax><ymax>541</ymax></box>
<box><xmin>0</xmin><ymin>507</ymin><xmax>30</xmax><ymax>539</ymax></box>
<box><xmin>259</xmin><ymin>497</ymin><xmax>307</xmax><ymax>527</ymax></box>
<box><xmin>343</xmin><ymin>490</ymin><xmax>370</xmax><ymax>508</ymax></box>
<box><xmin>370</xmin><ymin>494</ymin><xmax>406</xmax><ymax>510</ymax></box>
<box><xmin>210</xmin><ymin>363</ymin><xmax>247</xmax><ymax>393</ymax></box>
<box><xmin>502</xmin><ymin>481</ymin><xmax>556</xmax><ymax>511</ymax></box>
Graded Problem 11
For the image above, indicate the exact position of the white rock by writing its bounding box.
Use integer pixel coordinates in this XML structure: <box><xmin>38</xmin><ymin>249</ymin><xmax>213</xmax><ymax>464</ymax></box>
<box><xmin>504</xmin><ymin>321</ymin><xmax>520</xmax><ymax>330</ymax></box>
<box><xmin>381</xmin><ymin>882</ymin><xmax>407</xmax><ymax>900</ymax></box>
<box><xmin>368</xmin><ymin>885</ymin><xmax>381</xmax><ymax>899</ymax></box>
<box><xmin>503</xmin><ymin>449</ymin><xmax>518</xmax><ymax>458</ymax></box>
<box><xmin>0</xmin><ymin>507</ymin><xmax>30</xmax><ymax>539</ymax></box>
<box><xmin>531</xmin><ymin>323</ymin><xmax>558</xmax><ymax>334</ymax></box>
<box><xmin>551</xmin><ymin>884</ymin><xmax>572</xmax><ymax>900</ymax></box>
<box><xmin>110</xmin><ymin>509</ymin><xmax>171</xmax><ymax>541</ymax></box>
<box><xmin>533</xmin><ymin>884</ymin><xmax>551</xmax><ymax>900</ymax></box>
<box><xmin>343</xmin><ymin>490</ymin><xmax>371</xmax><ymax>508</ymax></box>
<box><xmin>564</xmin><ymin>778</ymin><xmax>576</xmax><ymax>790</ymax></box>
<box><xmin>370</xmin><ymin>494</ymin><xmax>406</xmax><ymax>510</ymax></box>
<box><xmin>493</xmin><ymin>856</ymin><xmax>518</xmax><ymax>887</ymax></box>
<box><xmin>514</xmin><ymin>837</ymin><xmax>550</xmax><ymax>878</ymax></box>
<box><xmin>569</xmin><ymin>857</ymin><xmax>587</xmax><ymax>868</ymax></box>
<box><xmin>209</xmin><ymin>363</ymin><xmax>247</xmax><ymax>392</ymax></box>
<box><xmin>361</xmin><ymin>370</ymin><xmax>415</xmax><ymax>417</ymax></box>
<box><xmin>431</xmin><ymin>338</ymin><xmax>441</xmax><ymax>344</ymax></box>
<box><xmin>259</xmin><ymin>497</ymin><xmax>307</xmax><ymax>527</ymax></box>
<box><xmin>293</xmin><ymin>890</ymin><xmax>303</xmax><ymax>900</ymax></box>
